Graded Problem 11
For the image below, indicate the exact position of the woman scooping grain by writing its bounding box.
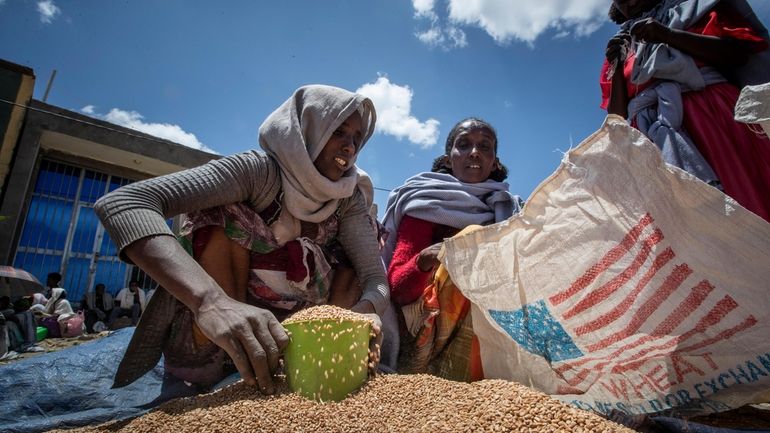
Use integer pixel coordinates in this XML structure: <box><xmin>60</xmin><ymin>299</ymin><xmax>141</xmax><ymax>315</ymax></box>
<box><xmin>94</xmin><ymin>85</ymin><xmax>387</xmax><ymax>395</ymax></box>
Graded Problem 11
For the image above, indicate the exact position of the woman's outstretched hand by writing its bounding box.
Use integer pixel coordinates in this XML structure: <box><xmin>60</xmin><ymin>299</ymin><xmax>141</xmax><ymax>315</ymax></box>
<box><xmin>417</xmin><ymin>242</ymin><xmax>443</xmax><ymax>272</ymax></box>
<box><xmin>123</xmin><ymin>235</ymin><xmax>291</xmax><ymax>394</ymax></box>
<box><xmin>194</xmin><ymin>293</ymin><xmax>290</xmax><ymax>394</ymax></box>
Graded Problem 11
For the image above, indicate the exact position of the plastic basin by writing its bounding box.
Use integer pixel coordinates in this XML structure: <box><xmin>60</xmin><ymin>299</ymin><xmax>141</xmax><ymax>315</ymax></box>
<box><xmin>283</xmin><ymin>318</ymin><xmax>370</xmax><ymax>401</ymax></box>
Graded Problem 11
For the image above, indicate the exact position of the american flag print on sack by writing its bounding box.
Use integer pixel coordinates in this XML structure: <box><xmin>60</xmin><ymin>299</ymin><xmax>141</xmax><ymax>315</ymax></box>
<box><xmin>488</xmin><ymin>213</ymin><xmax>758</xmax><ymax>398</ymax></box>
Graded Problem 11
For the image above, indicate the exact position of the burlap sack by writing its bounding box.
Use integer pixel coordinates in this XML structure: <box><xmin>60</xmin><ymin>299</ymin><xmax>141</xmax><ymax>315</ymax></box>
<box><xmin>442</xmin><ymin>116</ymin><xmax>770</xmax><ymax>417</ymax></box>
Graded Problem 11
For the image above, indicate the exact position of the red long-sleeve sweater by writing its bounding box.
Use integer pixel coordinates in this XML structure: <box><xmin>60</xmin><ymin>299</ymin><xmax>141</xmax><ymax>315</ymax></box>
<box><xmin>387</xmin><ymin>215</ymin><xmax>458</xmax><ymax>305</ymax></box>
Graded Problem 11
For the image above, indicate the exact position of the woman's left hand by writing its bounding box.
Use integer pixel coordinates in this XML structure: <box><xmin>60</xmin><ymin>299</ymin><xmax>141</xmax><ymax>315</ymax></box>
<box><xmin>350</xmin><ymin>301</ymin><xmax>382</xmax><ymax>374</ymax></box>
<box><xmin>630</xmin><ymin>18</ymin><xmax>672</xmax><ymax>44</ymax></box>
<box><xmin>362</xmin><ymin>312</ymin><xmax>383</xmax><ymax>375</ymax></box>
<box><xmin>417</xmin><ymin>242</ymin><xmax>443</xmax><ymax>272</ymax></box>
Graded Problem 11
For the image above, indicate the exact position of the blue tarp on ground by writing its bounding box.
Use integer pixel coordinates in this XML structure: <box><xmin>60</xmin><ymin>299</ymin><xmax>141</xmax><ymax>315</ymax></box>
<box><xmin>0</xmin><ymin>328</ymin><xmax>162</xmax><ymax>433</ymax></box>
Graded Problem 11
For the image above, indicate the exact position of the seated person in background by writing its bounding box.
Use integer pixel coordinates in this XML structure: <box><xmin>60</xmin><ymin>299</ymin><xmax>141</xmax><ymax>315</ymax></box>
<box><xmin>30</xmin><ymin>292</ymin><xmax>47</xmax><ymax>308</ymax></box>
<box><xmin>0</xmin><ymin>296</ymin><xmax>38</xmax><ymax>350</ymax></box>
<box><xmin>82</xmin><ymin>283</ymin><xmax>114</xmax><ymax>333</ymax></box>
<box><xmin>0</xmin><ymin>296</ymin><xmax>15</xmax><ymax>320</ymax></box>
<box><xmin>35</xmin><ymin>288</ymin><xmax>76</xmax><ymax>338</ymax></box>
<box><xmin>109</xmin><ymin>280</ymin><xmax>145</xmax><ymax>327</ymax></box>
<box><xmin>44</xmin><ymin>272</ymin><xmax>61</xmax><ymax>299</ymax></box>
<box><xmin>29</xmin><ymin>271</ymin><xmax>61</xmax><ymax>308</ymax></box>
<box><xmin>382</xmin><ymin>117</ymin><xmax>523</xmax><ymax>381</ymax></box>
<box><xmin>1</xmin><ymin>297</ymin><xmax>24</xmax><ymax>354</ymax></box>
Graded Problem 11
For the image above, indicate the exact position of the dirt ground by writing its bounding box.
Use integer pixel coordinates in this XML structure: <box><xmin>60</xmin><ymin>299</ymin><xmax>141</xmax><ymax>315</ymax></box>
<box><xmin>0</xmin><ymin>330</ymin><xmax>111</xmax><ymax>366</ymax></box>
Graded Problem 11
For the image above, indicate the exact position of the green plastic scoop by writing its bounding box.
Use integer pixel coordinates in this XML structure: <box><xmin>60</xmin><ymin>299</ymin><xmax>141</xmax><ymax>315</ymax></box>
<box><xmin>283</xmin><ymin>318</ymin><xmax>371</xmax><ymax>402</ymax></box>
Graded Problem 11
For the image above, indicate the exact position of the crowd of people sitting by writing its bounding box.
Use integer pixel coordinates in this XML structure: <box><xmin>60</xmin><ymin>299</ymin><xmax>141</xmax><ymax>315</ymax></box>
<box><xmin>0</xmin><ymin>272</ymin><xmax>152</xmax><ymax>360</ymax></box>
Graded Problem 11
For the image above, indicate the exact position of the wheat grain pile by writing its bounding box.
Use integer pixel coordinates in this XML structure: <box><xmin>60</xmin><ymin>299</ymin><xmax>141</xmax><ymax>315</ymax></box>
<box><xmin>51</xmin><ymin>374</ymin><xmax>635</xmax><ymax>433</ymax></box>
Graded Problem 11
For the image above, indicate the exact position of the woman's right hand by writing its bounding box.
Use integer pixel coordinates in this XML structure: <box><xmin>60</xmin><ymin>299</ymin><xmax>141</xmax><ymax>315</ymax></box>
<box><xmin>194</xmin><ymin>293</ymin><xmax>289</xmax><ymax>394</ymax></box>
<box><xmin>123</xmin><ymin>234</ymin><xmax>291</xmax><ymax>393</ymax></box>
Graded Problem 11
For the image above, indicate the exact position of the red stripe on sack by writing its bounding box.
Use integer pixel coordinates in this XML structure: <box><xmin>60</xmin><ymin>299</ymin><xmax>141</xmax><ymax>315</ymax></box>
<box><xmin>563</xmin><ymin>229</ymin><xmax>664</xmax><ymax>320</ymax></box>
<box><xmin>586</xmin><ymin>263</ymin><xmax>692</xmax><ymax>352</ymax></box>
<box><xmin>549</xmin><ymin>213</ymin><xmax>654</xmax><ymax>306</ymax></box>
<box><xmin>651</xmin><ymin>280</ymin><xmax>713</xmax><ymax>335</ymax></box>
<box><xmin>609</xmin><ymin>295</ymin><xmax>742</xmax><ymax>373</ymax></box>
<box><xmin>676</xmin><ymin>316</ymin><xmax>757</xmax><ymax>352</ymax></box>
<box><xmin>558</xmin><ymin>280</ymin><xmax>715</xmax><ymax>375</ymax></box>
<box><xmin>573</xmin><ymin>246</ymin><xmax>674</xmax><ymax>335</ymax></box>
<box><xmin>556</xmin><ymin>329</ymin><xmax>663</xmax><ymax>377</ymax></box>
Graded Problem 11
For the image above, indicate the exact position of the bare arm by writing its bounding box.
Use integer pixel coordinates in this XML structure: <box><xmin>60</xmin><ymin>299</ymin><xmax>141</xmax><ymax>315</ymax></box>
<box><xmin>631</xmin><ymin>18</ymin><xmax>753</xmax><ymax>67</ymax></box>
<box><xmin>95</xmin><ymin>152</ymin><xmax>286</xmax><ymax>393</ymax></box>
<box><xmin>606</xmin><ymin>32</ymin><xmax>631</xmax><ymax>118</ymax></box>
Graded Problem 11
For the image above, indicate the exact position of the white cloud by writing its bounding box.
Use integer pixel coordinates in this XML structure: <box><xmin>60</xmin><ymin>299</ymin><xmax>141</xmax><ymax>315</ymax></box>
<box><xmin>413</xmin><ymin>0</ymin><xmax>610</xmax><ymax>47</ymax></box>
<box><xmin>417</xmin><ymin>24</ymin><xmax>467</xmax><ymax>50</ymax></box>
<box><xmin>413</xmin><ymin>0</ymin><xmax>436</xmax><ymax>18</ymax></box>
<box><xmin>0</xmin><ymin>0</ymin><xmax>7</xmax><ymax>7</ymax></box>
<box><xmin>413</xmin><ymin>0</ymin><xmax>468</xmax><ymax>50</ymax></box>
<box><xmin>356</xmin><ymin>77</ymin><xmax>440</xmax><ymax>149</ymax></box>
<box><xmin>37</xmin><ymin>0</ymin><xmax>61</xmax><ymax>24</ymax></box>
<box><xmin>80</xmin><ymin>106</ymin><xmax>216</xmax><ymax>153</ymax></box>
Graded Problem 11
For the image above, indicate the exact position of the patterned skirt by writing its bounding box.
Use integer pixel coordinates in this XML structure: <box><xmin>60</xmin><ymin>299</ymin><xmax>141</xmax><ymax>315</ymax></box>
<box><xmin>397</xmin><ymin>226</ymin><xmax>485</xmax><ymax>382</ymax></box>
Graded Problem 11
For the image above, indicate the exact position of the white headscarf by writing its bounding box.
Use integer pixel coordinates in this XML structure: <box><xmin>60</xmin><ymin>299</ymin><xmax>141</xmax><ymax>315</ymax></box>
<box><xmin>258</xmin><ymin>85</ymin><xmax>377</xmax><ymax>223</ymax></box>
<box><xmin>45</xmin><ymin>287</ymin><xmax>74</xmax><ymax>317</ymax></box>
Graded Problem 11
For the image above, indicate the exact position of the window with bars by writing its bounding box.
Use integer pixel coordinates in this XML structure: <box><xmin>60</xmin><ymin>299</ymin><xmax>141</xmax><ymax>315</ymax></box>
<box><xmin>13</xmin><ymin>159</ymin><xmax>167</xmax><ymax>303</ymax></box>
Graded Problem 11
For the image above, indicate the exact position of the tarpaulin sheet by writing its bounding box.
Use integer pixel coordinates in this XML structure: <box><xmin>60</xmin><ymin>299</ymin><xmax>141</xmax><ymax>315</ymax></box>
<box><xmin>0</xmin><ymin>328</ymin><xmax>164</xmax><ymax>433</ymax></box>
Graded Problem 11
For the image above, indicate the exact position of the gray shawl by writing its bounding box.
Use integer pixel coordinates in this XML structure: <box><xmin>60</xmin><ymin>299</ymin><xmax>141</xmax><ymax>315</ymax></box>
<box><xmin>381</xmin><ymin>172</ymin><xmax>522</xmax><ymax>268</ymax></box>
<box><xmin>259</xmin><ymin>85</ymin><xmax>377</xmax><ymax>223</ymax></box>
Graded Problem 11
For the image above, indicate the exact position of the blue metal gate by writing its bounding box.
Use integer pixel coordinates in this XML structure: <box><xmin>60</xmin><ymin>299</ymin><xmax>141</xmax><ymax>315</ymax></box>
<box><xmin>12</xmin><ymin>159</ymin><xmax>160</xmax><ymax>302</ymax></box>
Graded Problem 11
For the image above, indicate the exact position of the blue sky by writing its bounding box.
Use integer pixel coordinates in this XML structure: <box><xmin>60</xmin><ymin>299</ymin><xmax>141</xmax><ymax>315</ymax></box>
<box><xmin>2</xmin><ymin>0</ymin><xmax>769</xmax><ymax>216</ymax></box>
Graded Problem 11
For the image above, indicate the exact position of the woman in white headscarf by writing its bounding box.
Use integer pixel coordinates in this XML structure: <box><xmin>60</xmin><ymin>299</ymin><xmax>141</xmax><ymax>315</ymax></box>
<box><xmin>42</xmin><ymin>288</ymin><xmax>74</xmax><ymax>318</ymax></box>
<box><xmin>34</xmin><ymin>287</ymin><xmax>77</xmax><ymax>338</ymax></box>
<box><xmin>44</xmin><ymin>287</ymin><xmax>74</xmax><ymax>317</ymax></box>
<box><xmin>95</xmin><ymin>85</ymin><xmax>387</xmax><ymax>394</ymax></box>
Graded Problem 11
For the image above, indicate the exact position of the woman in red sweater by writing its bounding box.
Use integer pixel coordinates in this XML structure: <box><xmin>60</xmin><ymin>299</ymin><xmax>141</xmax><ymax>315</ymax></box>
<box><xmin>381</xmin><ymin>118</ymin><xmax>523</xmax><ymax>380</ymax></box>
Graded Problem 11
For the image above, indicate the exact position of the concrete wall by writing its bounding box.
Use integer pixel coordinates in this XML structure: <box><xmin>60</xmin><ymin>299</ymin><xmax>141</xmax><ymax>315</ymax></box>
<box><xmin>0</xmin><ymin>59</ymin><xmax>34</xmax><ymax>196</ymax></box>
